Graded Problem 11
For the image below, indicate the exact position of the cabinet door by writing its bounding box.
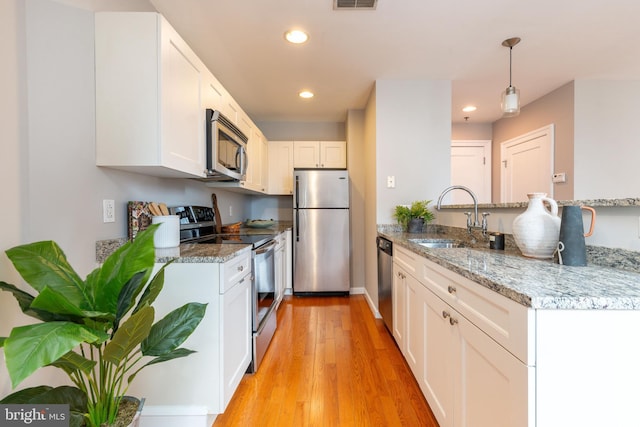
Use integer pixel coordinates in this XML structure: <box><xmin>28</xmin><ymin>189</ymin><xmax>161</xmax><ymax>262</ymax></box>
<box><xmin>420</xmin><ymin>284</ymin><xmax>455</xmax><ymax>427</ymax></box>
<box><xmin>404</xmin><ymin>274</ymin><xmax>425</xmax><ymax>376</ymax></box>
<box><xmin>392</xmin><ymin>263</ymin><xmax>407</xmax><ymax>351</ymax></box>
<box><xmin>268</xmin><ymin>141</ymin><xmax>294</xmax><ymax>194</ymax></box>
<box><xmin>159</xmin><ymin>15</ymin><xmax>205</xmax><ymax>177</ymax></box>
<box><xmin>454</xmin><ymin>312</ymin><xmax>532</xmax><ymax>427</ymax></box>
<box><xmin>320</xmin><ymin>141</ymin><xmax>347</xmax><ymax>168</ymax></box>
<box><xmin>202</xmin><ymin>69</ymin><xmax>226</xmax><ymax>113</ymax></box>
<box><xmin>221</xmin><ymin>276</ymin><xmax>252</xmax><ymax>409</ymax></box>
<box><xmin>293</xmin><ymin>141</ymin><xmax>320</xmax><ymax>168</ymax></box>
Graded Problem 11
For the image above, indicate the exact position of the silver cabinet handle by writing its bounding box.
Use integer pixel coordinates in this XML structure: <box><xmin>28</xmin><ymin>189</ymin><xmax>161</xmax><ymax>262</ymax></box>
<box><xmin>442</xmin><ymin>310</ymin><xmax>450</xmax><ymax>319</ymax></box>
<box><xmin>449</xmin><ymin>317</ymin><xmax>459</xmax><ymax>326</ymax></box>
<box><xmin>237</xmin><ymin>265</ymin><xmax>244</xmax><ymax>272</ymax></box>
<box><xmin>448</xmin><ymin>285</ymin><xmax>457</xmax><ymax>294</ymax></box>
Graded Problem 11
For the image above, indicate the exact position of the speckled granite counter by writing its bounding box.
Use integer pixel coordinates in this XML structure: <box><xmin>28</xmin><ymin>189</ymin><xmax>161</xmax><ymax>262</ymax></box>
<box><xmin>96</xmin><ymin>222</ymin><xmax>292</xmax><ymax>264</ymax></box>
<box><xmin>379</xmin><ymin>230</ymin><xmax>640</xmax><ymax>310</ymax></box>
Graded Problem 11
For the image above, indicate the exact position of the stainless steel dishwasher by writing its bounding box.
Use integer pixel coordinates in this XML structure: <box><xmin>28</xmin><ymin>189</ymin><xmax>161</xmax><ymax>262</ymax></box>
<box><xmin>377</xmin><ymin>236</ymin><xmax>393</xmax><ymax>332</ymax></box>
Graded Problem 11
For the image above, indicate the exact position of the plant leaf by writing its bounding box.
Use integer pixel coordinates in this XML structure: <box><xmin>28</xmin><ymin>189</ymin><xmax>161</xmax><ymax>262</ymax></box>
<box><xmin>49</xmin><ymin>350</ymin><xmax>96</xmax><ymax>375</ymax></box>
<box><xmin>0</xmin><ymin>386</ymin><xmax>53</xmax><ymax>403</ymax></box>
<box><xmin>4</xmin><ymin>322</ymin><xmax>106</xmax><ymax>388</ymax></box>
<box><xmin>133</xmin><ymin>262</ymin><xmax>172</xmax><ymax>315</ymax></box>
<box><xmin>0</xmin><ymin>337</ymin><xmax>4</xmax><ymax>347</ymax></box>
<box><xmin>26</xmin><ymin>385</ymin><xmax>88</xmax><ymax>412</ymax></box>
<box><xmin>0</xmin><ymin>281</ymin><xmax>79</xmax><ymax>323</ymax></box>
<box><xmin>5</xmin><ymin>241</ymin><xmax>88</xmax><ymax>308</ymax></box>
<box><xmin>85</xmin><ymin>225</ymin><xmax>158</xmax><ymax>315</ymax></box>
<box><xmin>141</xmin><ymin>303</ymin><xmax>207</xmax><ymax>356</ymax></box>
<box><xmin>113</xmin><ymin>271</ymin><xmax>147</xmax><ymax>335</ymax></box>
<box><xmin>103</xmin><ymin>306</ymin><xmax>154</xmax><ymax>366</ymax></box>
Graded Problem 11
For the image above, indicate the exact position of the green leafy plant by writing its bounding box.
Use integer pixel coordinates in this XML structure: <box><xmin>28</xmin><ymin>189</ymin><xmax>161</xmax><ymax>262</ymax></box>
<box><xmin>393</xmin><ymin>200</ymin><xmax>435</xmax><ymax>231</ymax></box>
<box><xmin>0</xmin><ymin>225</ymin><xmax>206</xmax><ymax>427</ymax></box>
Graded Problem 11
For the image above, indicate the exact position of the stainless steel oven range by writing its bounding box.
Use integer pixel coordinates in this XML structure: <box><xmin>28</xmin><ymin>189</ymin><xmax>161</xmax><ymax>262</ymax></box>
<box><xmin>171</xmin><ymin>205</ymin><xmax>278</xmax><ymax>373</ymax></box>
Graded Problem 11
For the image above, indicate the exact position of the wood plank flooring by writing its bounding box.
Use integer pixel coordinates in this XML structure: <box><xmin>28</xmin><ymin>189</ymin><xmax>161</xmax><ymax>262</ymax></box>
<box><xmin>213</xmin><ymin>295</ymin><xmax>439</xmax><ymax>427</ymax></box>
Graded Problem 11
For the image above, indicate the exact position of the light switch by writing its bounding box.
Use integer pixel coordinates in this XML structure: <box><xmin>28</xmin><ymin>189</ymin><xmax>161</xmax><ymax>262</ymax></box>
<box><xmin>387</xmin><ymin>176</ymin><xmax>395</xmax><ymax>188</ymax></box>
<box><xmin>552</xmin><ymin>172</ymin><xmax>566</xmax><ymax>183</ymax></box>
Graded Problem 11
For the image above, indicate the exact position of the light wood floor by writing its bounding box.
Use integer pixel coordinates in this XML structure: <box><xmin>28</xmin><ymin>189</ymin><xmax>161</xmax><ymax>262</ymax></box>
<box><xmin>213</xmin><ymin>295</ymin><xmax>439</xmax><ymax>427</ymax></box>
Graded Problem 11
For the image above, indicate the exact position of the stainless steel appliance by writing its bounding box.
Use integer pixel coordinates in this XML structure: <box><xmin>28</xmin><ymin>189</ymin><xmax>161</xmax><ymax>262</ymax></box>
<box><xmin>204</xmin><ymin>109</ymin><xmax>248</xmax><ymax>181</ymax></box>
<box><xmin>173</xmin><ymin>205</ymin><xmax>277</xmax><ymax>373</ymax></box>
<box><xmin>293</xmin><ymin>169</ymin><xmax>350</xmax><ymax>294</ymax></box>
<box><xmin>377</xmin><ymin>236</ymin><xmax>393</xmax><ymax>332</ymax></box>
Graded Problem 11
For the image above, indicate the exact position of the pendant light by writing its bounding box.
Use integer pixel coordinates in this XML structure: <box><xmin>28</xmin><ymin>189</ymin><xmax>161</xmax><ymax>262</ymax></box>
<box><xmin>501</xmin><ymin>37</ymin><xmax>521</xmax><ymax>117</ymax></box>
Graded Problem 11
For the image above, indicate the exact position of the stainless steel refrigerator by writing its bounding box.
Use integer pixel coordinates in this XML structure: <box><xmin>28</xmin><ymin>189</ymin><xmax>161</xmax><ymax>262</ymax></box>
<box><xmin>293</xmin><ymin>169</ymin><xmax>350</xmax><ymax>294</ymax></box>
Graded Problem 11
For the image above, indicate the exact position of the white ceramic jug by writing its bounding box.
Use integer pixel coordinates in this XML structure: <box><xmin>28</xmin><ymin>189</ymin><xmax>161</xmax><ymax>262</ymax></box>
<box><xmin>512</xmin><ymin>193</ymin><xmax>561</xmax><ymax>259</ymax></box>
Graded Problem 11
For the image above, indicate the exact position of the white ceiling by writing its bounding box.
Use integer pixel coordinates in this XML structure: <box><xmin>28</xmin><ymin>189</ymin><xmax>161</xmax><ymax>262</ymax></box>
<box><xmin>141</xmin><ymin>0</ymin><xmax>640</xmax><ymax>124</ymax></box>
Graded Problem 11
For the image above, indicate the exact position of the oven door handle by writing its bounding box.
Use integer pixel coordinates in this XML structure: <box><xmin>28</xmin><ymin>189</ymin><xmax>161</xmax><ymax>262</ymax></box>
<box><xmin>254</xmin><ymin>240</ymin><xmax>276</xmax><ymax>255</ymax></box>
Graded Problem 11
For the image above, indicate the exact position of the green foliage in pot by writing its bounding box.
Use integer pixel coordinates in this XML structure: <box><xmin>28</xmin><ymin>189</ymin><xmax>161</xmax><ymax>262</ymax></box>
<box><xmin>0</xmin><ymin>225</ymin><xmax>207</xmax><ymax>427</ymax></box>
<box><xmin>393</xmin><ymin>200</ymin><xmax>435</xmax><ymax>231</ymax></box>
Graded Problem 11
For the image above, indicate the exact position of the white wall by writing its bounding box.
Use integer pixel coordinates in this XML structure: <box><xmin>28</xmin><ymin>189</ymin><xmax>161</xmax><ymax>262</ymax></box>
<box><xmin>364</xmin><ymin>80</ymin><xmax>452</xmax><ymax>308</ymax></box>
<box><xmin>374</xmin><ymin>80</ymin><xmax>452</xmax><ymax>223</ymax></box>
<box><xmin>0</xmin><ymin>0</ymin><xmax>252</xmax><ymax>394</ymax></box>
<box><xmin>574</xmin><ymin>80</ymin><xmax>640</xmax><ymax>199</ymax></box>
<box><xmin>0</xmin><ymin>0</ymin><xmax>27</xmax><ymax>398</ymax></box>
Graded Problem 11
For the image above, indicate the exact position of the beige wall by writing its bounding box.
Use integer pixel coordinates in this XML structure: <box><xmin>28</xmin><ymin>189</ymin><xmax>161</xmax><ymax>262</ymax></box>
<box><xmin>452</xmin><ymin>122</ymin><xmax>492</xmax><ymax>140</ymax></box>
<box><xmin>346</xmin><ymin>110</ymin><xmax>366</xmax><ymax>291</ymax></box>
<box><xmin>492</xmin><ymin>81</ymin><xmax>575</xmax><ymax>202</ymax></box>
<box><xmin>255</xmin><ymin>121</ymin><xmax>345</xmax><ymax>141</ymax></box>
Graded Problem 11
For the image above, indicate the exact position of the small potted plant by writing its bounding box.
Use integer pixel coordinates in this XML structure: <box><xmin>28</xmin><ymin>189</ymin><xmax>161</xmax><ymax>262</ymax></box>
<box><xmin>393</xmin><ymin>200</ymin><xmax>435</xmax><ymax>233</ymax></box>
<box><xmin>0</xmin><ymin>225</ymin><xmax>206</xmax><ymax>427</ymax></box>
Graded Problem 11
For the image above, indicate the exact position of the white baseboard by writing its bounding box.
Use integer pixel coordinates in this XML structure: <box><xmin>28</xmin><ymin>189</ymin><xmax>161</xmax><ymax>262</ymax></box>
<box><xmin>140</xmin><ymin>406</ymin><xmax>215</xmax><ymax>427</ymax></box>
<box><xmin>361</xmin><ymin>288</ymin><xmax>381</xmax><ymax>319</ymax></box>
<box><xmin>348</xmin><ymin>286</ymin><xmax>365</xmax><ymax>295</ymax></box>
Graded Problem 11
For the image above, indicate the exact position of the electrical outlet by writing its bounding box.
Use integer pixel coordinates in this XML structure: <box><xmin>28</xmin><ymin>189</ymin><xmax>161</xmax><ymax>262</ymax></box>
<box><xmin>103</xmin><ymin>199</ymin><xmax>115</xmax><ymax>223</ymax></box>
<box><xmin>387</xmin><ymin>176</ymin><xmax>395</xmax><ymax>188</ymax></box>
<box><xmin>229</xmin><ymin>205</ymin><xmax>233</xmax><ymax>217</ymax></box>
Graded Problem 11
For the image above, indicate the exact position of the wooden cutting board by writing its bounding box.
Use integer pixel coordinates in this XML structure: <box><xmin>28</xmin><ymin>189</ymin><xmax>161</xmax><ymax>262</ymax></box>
<box><xmin>211</xmin><ymin>193</ymin><xmax>222</xmax><ymax>234</ymax></box>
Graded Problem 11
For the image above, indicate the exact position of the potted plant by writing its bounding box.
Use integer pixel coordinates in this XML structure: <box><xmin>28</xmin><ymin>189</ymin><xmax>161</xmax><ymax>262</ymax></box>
<box><xmin>0</xmin><ymin>225</ymin><xmax>206</xmax><ymax>427</ymax></box>
<box><xmin>393</xmin><ymin>200</ymin><xmax>435</xmax><ymax>233</ymax></box>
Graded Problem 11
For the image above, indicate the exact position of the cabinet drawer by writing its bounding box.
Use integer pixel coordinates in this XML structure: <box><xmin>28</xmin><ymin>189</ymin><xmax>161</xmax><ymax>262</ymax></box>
<box><xmin>419</xmin><ymin>258</ymin><xmax>534</xmax><ymax>365</ymax></box>
<box><xmin>393</xmin><ymin>245</ymin><xmax>419</xmax><ymax>277</ymax></box>
<box><xmin>220</xmin><ymin>250</ymin><xmax>251</xmax><ymax>294</ymax></box>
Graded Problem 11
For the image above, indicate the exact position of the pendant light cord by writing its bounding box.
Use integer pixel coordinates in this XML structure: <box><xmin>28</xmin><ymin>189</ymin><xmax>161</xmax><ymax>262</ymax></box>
<box><xmin>509</xmin><ymin>46</ymin><xmax>513</xmax><ymax>88</ymax></box>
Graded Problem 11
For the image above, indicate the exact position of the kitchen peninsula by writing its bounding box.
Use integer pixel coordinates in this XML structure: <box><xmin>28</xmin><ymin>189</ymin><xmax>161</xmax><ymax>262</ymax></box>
<box><xmin>379</xmin><ymin>224</ymin><xmax>640</xmax><ymax>427</ymax></box>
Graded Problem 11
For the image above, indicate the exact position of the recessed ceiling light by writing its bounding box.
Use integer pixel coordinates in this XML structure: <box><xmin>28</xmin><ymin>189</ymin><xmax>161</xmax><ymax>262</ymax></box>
<box><xmin>299</xmin><ymin>90</ymin><xmax>314</xmax><ymax>99</ymax></box>
<box><xmin>462</xmin><ymin>105</ymin><xmax>477</xmax><ymax>112</ymax></box>
<box><xmin>284</xmin><ymin>29</ymin><xmax>309</xmax><ymax>44</ymax></box>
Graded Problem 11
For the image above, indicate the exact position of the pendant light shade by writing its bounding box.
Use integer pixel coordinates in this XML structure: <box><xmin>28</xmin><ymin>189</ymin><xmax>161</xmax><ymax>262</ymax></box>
<box><xmin>501</xmin><ymin>37</ymin><xmax>521</xmax><ymax>117</ymax></box>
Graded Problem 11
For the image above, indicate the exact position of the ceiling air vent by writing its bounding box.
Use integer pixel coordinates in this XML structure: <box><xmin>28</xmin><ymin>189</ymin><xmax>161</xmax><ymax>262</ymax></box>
<box><xmin>334</xmin><ymin>0</ymin><xmax>377</xmax><ymax>10</ymax></box>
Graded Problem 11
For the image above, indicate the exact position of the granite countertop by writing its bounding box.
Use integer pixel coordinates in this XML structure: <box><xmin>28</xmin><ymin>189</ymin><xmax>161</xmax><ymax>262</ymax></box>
<box><xmin>96</xmin><ymin>222</ymin><xmax>292</xmax><ymax>264</ymax></box>
<box><xmin>380</xmin><ymin>230</ymin><xmax>640</xmax><ymax>310</ymax></box>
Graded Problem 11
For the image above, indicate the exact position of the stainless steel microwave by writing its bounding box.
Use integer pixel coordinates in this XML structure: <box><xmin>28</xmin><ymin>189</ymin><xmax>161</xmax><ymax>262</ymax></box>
<box><xmin>205</xmin><ymin>109</ymin><xmax>248</xmax><ymax>181</ymax></box>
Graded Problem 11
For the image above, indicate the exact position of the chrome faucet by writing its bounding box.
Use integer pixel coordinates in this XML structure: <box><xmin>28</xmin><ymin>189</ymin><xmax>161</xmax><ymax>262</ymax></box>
<box><xmin>436</xmin><ymin>185</ymin><xmax>489</xmax><ymax>236</ymax></box>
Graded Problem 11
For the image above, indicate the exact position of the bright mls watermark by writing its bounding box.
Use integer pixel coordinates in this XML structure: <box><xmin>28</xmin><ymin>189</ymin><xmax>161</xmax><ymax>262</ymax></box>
<box><xmin>0</xmin><ymin>405</ymin><xmax>69</xmax><ymax>426</ymax></box>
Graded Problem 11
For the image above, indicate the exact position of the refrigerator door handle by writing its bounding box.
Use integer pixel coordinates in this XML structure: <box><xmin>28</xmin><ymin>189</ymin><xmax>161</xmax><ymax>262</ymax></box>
<box><xmin>295</xmin><ymin>175</ymin><xmax>299</xmax><ymax>208</ymax></box>
<box><xmin>295</xmin><ymin>209</ymin><xmax>300</xmax><ymax>241</ymax></box>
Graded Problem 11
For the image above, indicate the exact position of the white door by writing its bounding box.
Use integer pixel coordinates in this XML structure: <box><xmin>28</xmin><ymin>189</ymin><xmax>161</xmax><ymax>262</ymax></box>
<box><xmin>501</xmin><ymin>125</ymin><xmax>554</xmax><ymax>203</ymax></box>
<box><xmin>451</xmin><ymin>140</ymin><xmax>492</xmax><ymax>203</ymax></box>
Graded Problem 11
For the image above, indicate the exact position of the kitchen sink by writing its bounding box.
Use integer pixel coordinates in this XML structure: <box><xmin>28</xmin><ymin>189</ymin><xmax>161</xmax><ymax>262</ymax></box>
<box><xmin>408</xmin><ymin>238</ymin><xmax>460</xmax><ymax>249</ymax></box>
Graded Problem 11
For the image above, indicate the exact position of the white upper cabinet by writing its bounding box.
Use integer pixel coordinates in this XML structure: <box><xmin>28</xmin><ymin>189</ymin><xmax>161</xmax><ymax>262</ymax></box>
<box><xmin>241</xmin><ymin>125</ymin><xmax>268</xmax><ymax>193</ymax></box>
<box><xmin>95</xmin><ymin>12</ymin><xmax>207</xmax><ymax>178</ymax></box>
<box><xmin>268</xmin><ymin>141</ymin><xmax>294</xmax><ymax>195</ymax></box>
<box><xmin>293</xmin><ymin>141</ymin><xmax>347</xmax><ymax>169</ymax></box>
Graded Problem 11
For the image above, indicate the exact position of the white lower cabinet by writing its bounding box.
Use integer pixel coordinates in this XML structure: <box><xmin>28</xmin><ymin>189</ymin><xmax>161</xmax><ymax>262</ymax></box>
<box><xmin>393</xmin><ymin>246</ymin><xmax>533</xmax><ymax>427</ymax></box>
<box><xmin>128</xmin><ymin>249</ymin><xmax>252</xmax><ymax>422</ymax></box>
